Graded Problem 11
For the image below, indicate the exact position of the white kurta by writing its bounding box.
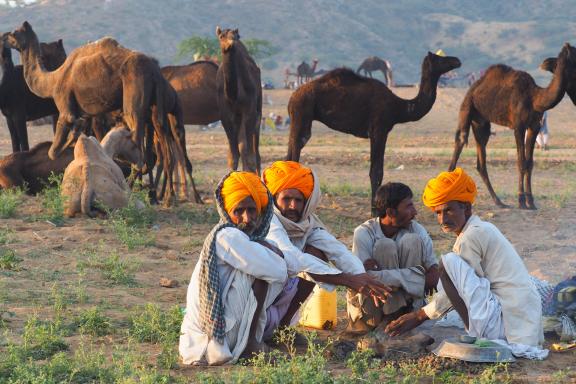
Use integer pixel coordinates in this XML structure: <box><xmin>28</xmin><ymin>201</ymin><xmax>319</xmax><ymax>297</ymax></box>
<box><xmin>267</xmin><ymin>214</ymin><xmax>365</xmax><ymax>290</ymax></box>
<box><xmin>179</xmin><ymin>227</ymin><xmax>288</xmax><ymax>366</ymax></box>
<box><xmin>423</xmin><ymin>215</ymin><xmax>544</xmax><ymax>349</ymax></box>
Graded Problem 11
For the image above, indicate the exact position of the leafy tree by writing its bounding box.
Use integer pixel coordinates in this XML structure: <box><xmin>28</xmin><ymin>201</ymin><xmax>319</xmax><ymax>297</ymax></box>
<box><xmin>176</xmin><ymin>35</ymin><xmax>278</xmax><ymax>62</ymax></box>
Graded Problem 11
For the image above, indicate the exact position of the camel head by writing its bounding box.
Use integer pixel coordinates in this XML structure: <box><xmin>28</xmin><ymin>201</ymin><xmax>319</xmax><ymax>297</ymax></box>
<box><xmin>541</xmin><ymin>43</ymin><xmax>576</xmax><ymax>106</ymax></box>
<box><xmin>101</xmin><ymin>125</ymin><xmax>144</xmax><ymax>169</ymax></box>
<box><xmin>424</xmin><ymin>51</ymin><xmax>461</xmax><ymax>77</ymax></box>
<box><xmin>216</xmin><ymin>26</ymin><xmax>239</xmax><ymax>52</ymax></box>
<box><xmin>39</xmin><ymin>39</ymin><xmax>67</xmax><ymax>70</ymax></box>
<box><xmin>3</xmin><ymin>21</ymin><xmax>35</xmax><ymax>51</ymax></box>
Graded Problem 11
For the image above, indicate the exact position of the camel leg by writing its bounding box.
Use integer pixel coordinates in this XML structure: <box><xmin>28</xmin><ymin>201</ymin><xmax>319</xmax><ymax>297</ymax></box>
<box><xmin>221</xmin><ymin>114</ymin><xmax>240</xmax><ymax>170</ymax></box>
<box><xmin>473</xmin><ymin>120</ymin><xmax>507</xmax><ymax>208</ymax></box>
<box><xmin>6</xmin><ymin>116</ymin><xmax>21</xmax><ymax>153</ymax></box>
<box><xmin>448</xmin><ymin>94</ymin><xmax>474</xmax><ymax>171</ymax></box>
<box><xmin>239</xmin><ymin>114</ymin><xmax>258</xmax><ymax>173</ymax></box>
<box><xmin>369</xmin><ymin>133</ymin><xmax>389</xmax><ymax>216</ymax></box>
<box><xmin>524</xmin><ymin>125</ymin><xmax>539</xmax><ymax>210</ymax></box>
<box><xmin>13</xmin><ymin>113</ymin><xmax>29</xmax><ymax>151</ymax></box>
<box><xmin>513</xmin><ymin>124</ymin><xmax>528</xmax><ymax>209</ymax></box>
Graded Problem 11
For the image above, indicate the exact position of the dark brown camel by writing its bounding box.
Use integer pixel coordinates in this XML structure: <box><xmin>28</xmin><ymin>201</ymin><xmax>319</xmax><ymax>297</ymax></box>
<box><xmin>216</xmin><ymin>27</ymin><xmax>262</xmax><ymax>173</ymax></box>
<box><xmin>449</xmin><ymin>43</ymin><xmax>576</xmax><ymax>209</ymax></box>
<box><xmin>287</xmin><ymin>52</ymin><xmax>461</xmax><ymax>213</ymax></box>
<box><xmin>357</xmin><ymin>56</ymin><xmax>393</xmax><ymax>86</ymax></box>
<box><xmin>161</xmin><ymin>61</ymin><xmax>219</xmax><ymax>126</ymax></box>
<box><xmin>297</xmin><ymin>59</ymin><xmax>318</xmax><ymax>85</ymax></box>
<box><xmin>0</xmin><ymin>38</ymin><xmax>66</xmax><ymax>152</ymax></box>
<box><xmin>540</xmin><ymin>56</ymin><xmax>576</xmax><ymax>104</ymax></box>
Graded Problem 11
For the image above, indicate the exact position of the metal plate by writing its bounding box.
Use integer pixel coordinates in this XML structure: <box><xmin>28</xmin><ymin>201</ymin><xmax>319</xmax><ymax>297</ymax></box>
<box><xmin>433</xmin><ymin>338</ymin><xmax>516</xmax><ymax>363</ymax></box>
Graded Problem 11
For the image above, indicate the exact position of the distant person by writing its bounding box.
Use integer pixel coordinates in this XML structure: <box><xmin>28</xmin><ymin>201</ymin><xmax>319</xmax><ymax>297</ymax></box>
<box><xmin>536</xmin><ymin>111</ymin><xmax>550</xmax><ymax>151</ymax></box>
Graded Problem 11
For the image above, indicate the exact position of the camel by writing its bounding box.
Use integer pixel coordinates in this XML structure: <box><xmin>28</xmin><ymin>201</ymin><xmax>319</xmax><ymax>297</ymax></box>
<box><xmin>161</xmin><ymin>61</ymin><xmax>219</xmax><ymax>125</ymax></box>
<box><xmin>3</xmin><ymin>22</ymin><xmax>199</xmax><ymax>206</ymax></box>
<box><xmin>0</xmin><ymin>124</ymin><xmax>141</xmax><ymax>195</ymax></box>
<box><xmin>357</xmin><ymin>56</ymin><xmax>393</xmax><ymax>86</ymax></box>
<box><xmin>449</xmin><ymin>43</ymin><xmax>576</xmax><ymax>209</ymax></box>
<box><xmin>286</xmin><ymin>52</ymin><xmax>461</xmax><ymax>213</ymax></box>
<box><xmin>297</xmin><ymin>59</ymin><xmax>318</xmax><ymax>85</ymax></box>
<box><xmin>216</xmin><ymin>26</ymin><xmax>262</xmax><ymax>173</ymax></box>
<box><xmin>0</xmin><ymin>38</ymin><xmax>66</xmax><ymax>152</ymax></box>
<box><xmin>540</xmin><ymin>56</ymin><xmax>576</xmax><ymax>104</ymax></box>
<box><xmin>62</xmin><ymin>126</ymin><xmax>143</xmax><ymax>218</ymax></box>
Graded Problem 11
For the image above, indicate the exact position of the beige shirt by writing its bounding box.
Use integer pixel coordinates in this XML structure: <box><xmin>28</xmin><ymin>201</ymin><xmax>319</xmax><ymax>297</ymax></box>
<box><xmin>423</xmin><ymin>215</ymin><xmax>543</xmax><ymax>347</ymax></box>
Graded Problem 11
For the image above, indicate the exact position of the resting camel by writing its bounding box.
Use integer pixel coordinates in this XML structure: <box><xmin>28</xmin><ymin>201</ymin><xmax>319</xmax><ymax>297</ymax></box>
<box><xmin>216</xmin><ymin>27</ymin><xmax>262</xmax><ymax>173</ymax></box>
<box><xmin>62</xmin><ymin>126</ymin><xmax>142</xmax><ymax>218</ymax></box>
<box><xmin>0</xmin><ymin>38</ymin><xmax>66</xmax><ymax>152</ymax></box>
<box><xmin>357</xmin><ymin>56</ymin><xmax>393</xmax><ymax>86</ymax></box>
<box><xmin>0</xmin><ymin>124</ymin><xmax>141</xmax><ymax>195</ymax></box>
<box><xmin>449</xmin><ymin>43</ymin><xmax>576</xmax><ymax>209</ymax></box>
<box><xmin>287</xmin><ymin>52</ymin><xmax>461</xmax><ymax>213</ymax></box>
<box><xmin>161</xmin><ymin>61</ymin><xmax>219</xmax><ymax>125</ymax></box>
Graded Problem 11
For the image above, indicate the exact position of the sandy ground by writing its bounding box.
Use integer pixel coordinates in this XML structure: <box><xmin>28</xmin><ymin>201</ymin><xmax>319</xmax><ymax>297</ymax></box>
<box><xmin>1</xmin><ymin>87</ymin><xmax>575</xmax><ymax>381</ymax></box>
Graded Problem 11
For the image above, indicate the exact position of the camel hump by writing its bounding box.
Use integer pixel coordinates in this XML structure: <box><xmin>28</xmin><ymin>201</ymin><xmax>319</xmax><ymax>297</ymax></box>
<box><xmin>322</xmin><ymin>68</ymin><xmax>368</xmax><ymax>86</ymax></box>
<box><xmin>90</xmin><ymin>37</ymin><xmax>120</xmax><ymax>49</ymax></box>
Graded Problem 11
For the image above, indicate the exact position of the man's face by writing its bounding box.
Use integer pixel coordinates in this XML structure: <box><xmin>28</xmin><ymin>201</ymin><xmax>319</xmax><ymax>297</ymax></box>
<box><xmin>231</xmin><ymin>196</ymin><xmax>259</xmax><ymax>235</ymax></box>
<box><xmin>275</xmin><ymin>189</ymin><xmax>305</xmax><ymax>222</ymax></box>
<box><xmin>388</xmin><ymin>197</ymin><xmax>417</xmax><ymax>229</ymax></box>
<box><xmin>433</xmin><ymin>201</ymin><xmax>470</xmax><ymax>235</ymax></box>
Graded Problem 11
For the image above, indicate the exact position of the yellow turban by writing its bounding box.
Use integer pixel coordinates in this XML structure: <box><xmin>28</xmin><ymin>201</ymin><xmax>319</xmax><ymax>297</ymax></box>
<box><xmin>422</xmin><ymin>167</ymin><xmax>477</xmax><ymax>209</ymax></box>
<box><xmin>262</xmin><ymin>161</ymin><xmax>314</xmax><ymax>199</ymax></box>
<box><xmin>221</xmin><ymin>172</ymin><xmax>269</xmax><ymax>219</ymax></box>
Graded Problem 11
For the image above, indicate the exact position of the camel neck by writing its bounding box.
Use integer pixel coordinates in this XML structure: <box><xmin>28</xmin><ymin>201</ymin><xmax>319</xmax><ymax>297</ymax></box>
<box><xmin>20</xmin><ymin>33</ymin><xmax>53</xmax><ymax>99</ymax></box>
<box><xmin>533</xmin><ymin>55</ymin><xmax>568</xmax><ymax>112</ymax></box>
<box><xmin>220</xmin><ymin>47</ymin><xmax>239</xmax><ymax>100</ymax></box>
<box><xmin>400</xmin><ymin>66</ymin><xmax>439</xmax><ymax>122</ymax></box>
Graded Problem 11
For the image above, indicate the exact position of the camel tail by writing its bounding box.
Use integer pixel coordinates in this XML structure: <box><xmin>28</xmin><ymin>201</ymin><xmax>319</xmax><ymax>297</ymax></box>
<box><xmin>80</xmin><ymin>168</ymin><xmax>95</xmax><ymax>217</ymax></box>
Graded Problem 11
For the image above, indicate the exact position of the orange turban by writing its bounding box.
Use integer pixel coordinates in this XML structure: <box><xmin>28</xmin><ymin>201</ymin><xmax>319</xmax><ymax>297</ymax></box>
<box><xmin>221</xmin><ymin>172</ymin><xmax>269</xmax><ymax>218</ymax></box>
<box><xmin>262</xmin><ymin>161</ymin><xmax>314</xmax><ymax>198</ymax></box>
<box><xmin>422</xmin><ymin>167</ymin><xmax>477</xmax><ymax>209</ymax></box>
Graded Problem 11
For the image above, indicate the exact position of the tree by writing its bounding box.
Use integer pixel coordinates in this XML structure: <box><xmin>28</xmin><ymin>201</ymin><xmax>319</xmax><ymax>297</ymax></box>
<box><xmin>176</xmin><ymin>36</ymin><xmax>278</xmax><ymax>63</ymax></box>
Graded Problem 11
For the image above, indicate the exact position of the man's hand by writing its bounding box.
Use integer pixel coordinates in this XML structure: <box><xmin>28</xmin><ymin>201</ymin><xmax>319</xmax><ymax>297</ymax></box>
<box><xmin>345</xmin><ymin>273</ymin><xmax>392</xmax><ymax>305</ymax></box>
<box><xmin>424</xmin><ymin>265</ymin><xmax>440</xmax><ymax>296</ymax></box>
<box><xmin>385</xmin><ymin>309</ymin><xmax>428</xmax><ymax>336</ymax></box>
<box><xmin>363</xmin><ymin>258</ymin><xmax>380</xmax><ymax>271</ymax></box>
<box><xmin>255</xmin><ymin>240</ymin><xmax>284</xmax><ymax>259</ymax></box>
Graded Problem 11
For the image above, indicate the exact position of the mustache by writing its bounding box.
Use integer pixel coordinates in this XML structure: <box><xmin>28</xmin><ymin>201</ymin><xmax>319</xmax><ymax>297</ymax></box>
<box><xmin>237</xmin><ymin>222</ymin><xmax>255</xmax><ymax>231</ymax></box>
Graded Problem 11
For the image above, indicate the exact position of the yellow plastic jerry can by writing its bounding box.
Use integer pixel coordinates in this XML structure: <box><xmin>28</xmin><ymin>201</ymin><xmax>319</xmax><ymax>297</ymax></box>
<box><xmin>299</xmin><ymin>285</ymin><xmax>337</xmax><ymax>330</ymax></box>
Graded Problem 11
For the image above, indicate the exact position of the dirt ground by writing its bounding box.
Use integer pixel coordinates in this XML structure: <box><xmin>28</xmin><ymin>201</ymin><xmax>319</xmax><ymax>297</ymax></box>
<box><xmin>1</xmin><ymin>87</ymin><xmax>575</xmax><ymax>381</ymax></box>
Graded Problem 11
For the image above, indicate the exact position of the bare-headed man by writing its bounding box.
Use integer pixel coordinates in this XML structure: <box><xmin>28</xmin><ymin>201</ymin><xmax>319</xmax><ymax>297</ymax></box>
<box><xmin>347</xmin><ymin>182</ymin><xmax>439</xmax><ymax>333</ymax></box>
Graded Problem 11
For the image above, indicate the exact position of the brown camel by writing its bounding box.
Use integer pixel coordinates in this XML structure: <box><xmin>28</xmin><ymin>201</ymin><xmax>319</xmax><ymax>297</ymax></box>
<box><xmin>0</xmin><ymin>38</ymin><xmax>66</xmax><ymax>152</ymax></box>
<box><xmin>540</xmin><ymin>56</ymin><xmax>576</xmax><ymax>104</ymax></box>
<box><xmin>216</xmin><ymin>26</ymin><xmax>262</xmax><ymax>173</ymax></box>
<box><xmin>297</xmin><ymin>59</ymin><xmax>318</xmax><ymax>85</ymax></box>
<box><xmin>357</xmin><ymin>56</ymin><xmax>393</xmax><ymax>86</ymax></box>
<box><xmin>161</xmin><ymin>61</ymin><xmax>219</xmax><ymax>125</ymax></box>
<box><xmin>287</xmin><ymin>52</ymin><xmax>461</xmax><ymax>213</ymax></box>
<box><xmin>449</xmin><ymin>43</ymin><xmax>576</xmax><ymax>209</ymax></box>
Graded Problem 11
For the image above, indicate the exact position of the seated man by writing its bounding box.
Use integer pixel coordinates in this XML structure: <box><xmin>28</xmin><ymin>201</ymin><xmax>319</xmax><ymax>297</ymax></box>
<box><xmin>179</xmin><ymin>171</ymin><xmax>289</xmax><ymax>366</ymax></box>
<box><xmin>386</xmin><ymin>168</ymin><xmax>547</xmax><ymax>359</ymax></box>
<box><xmin>347</xmin><ymin>182</ymin><xmax>439</xmax><ymax>332</ymax></box>
<box><xmin>263</xmin><ymin>161</ymin><xmax>390</xmax><ymax>332</ymax></box>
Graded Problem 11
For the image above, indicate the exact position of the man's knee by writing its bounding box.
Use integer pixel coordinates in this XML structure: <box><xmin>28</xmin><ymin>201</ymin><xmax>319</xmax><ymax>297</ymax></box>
<box><xmin>372</xmin><ymin>237</ymin><xmax>398</xmax><ymax>268</ymax></box>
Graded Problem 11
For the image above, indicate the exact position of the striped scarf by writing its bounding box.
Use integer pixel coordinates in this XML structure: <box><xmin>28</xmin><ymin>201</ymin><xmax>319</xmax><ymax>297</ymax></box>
<box><xmin>198</xmin><ymin>172</ymin><xmax>274</xmax><ymax>343</ymax></box>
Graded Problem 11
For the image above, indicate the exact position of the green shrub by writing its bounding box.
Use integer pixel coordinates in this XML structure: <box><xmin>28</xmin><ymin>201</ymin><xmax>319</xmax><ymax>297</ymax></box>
<box><xmin>22</xmin><ymin>315</ymin><xmax>69</xmax><ymax>360</ymax></box>
<box><xmin>130</xmin><ymin>303</ymin><xmax>183</xmax><ymax>344</ymax></box>
<box><xmin>0</xmin><ymin>248</ymin><xmax>21</xmax><ymax>270</ymax></box>
<box><xmin>0</xmin><ymin>187</ymin><xmax>24</xmax><ymax>218</ymax></box>
<box><xmin>108</xmin><ymin>189</ymin><xmax>157</xmax><ymax>249</ymax></box>
<box><xmin>101</xmin><ymin>251</ymin><xmax>138</xmax><ymax>286</ymax></box>
<box><xmin>76</xmin><ymin>307</ymin><xmax>111</xmax><ymax>336</ymax></box>
<box><xmin>39</xmin><ymin>172</ymin><xmax>66</xmax><ymax>226</ymax></box>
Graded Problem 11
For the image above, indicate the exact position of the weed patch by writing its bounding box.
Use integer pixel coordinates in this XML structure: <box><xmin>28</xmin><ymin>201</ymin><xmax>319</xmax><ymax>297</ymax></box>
<box><xmin>0</xmin><ymin>187</ymin><xmax>24</xmax><ymax>218</ymax></box>
<box><xmin>76</xmin><ymin>307</ymin><xmax>111</xmax><ymax>336</ymax></box>
<box><xmin>38</xmin><ymin>172</ymin><xmax>66</xmax><ymax>226</ymax></box>
<box><xmin>0</xmin><ymin>248</ymin><xmax>22</xmax><ymax>271</ymax></box>
<box><xmin>129</xmin><ymin>303</ymin><xmax>183</xmax><ymax>344</ymax></box>
<box><xmin>108</xmin><ymin>189</ymin><xmax>157</xmax><ymax>249</ymax></box>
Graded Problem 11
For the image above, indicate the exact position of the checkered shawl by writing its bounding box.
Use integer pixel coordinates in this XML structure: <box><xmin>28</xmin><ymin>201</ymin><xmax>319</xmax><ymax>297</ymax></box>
<box><xmin>198</xmin><ymin>172</ymin><xmax>274</xmax><ymax>343</ymax></box>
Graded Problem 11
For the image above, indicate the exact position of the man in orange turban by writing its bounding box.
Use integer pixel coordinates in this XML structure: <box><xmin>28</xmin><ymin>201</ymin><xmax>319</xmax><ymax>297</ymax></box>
<box><xmin>262</xmin><ymin>161</ymin><xmax>391</xmax><ymax>337</ymax></box>
<box><xmin>180</xmin><ymin>172</ymin><xmax>289</xmax><ymax>365</ymax></box>
<box><xmin>385</xmin><ymin>168</ymin><xmax>547</xmax><ymax>360</ymax></box>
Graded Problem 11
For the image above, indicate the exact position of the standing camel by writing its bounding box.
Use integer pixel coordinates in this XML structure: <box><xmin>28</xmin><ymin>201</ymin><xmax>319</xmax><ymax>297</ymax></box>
<box><xmin>357</xmin><ymin>56</ymin><xmax>393</xmax><ymax>86</ymax></box>
<box><xmin>449</xmin><ymin>43</ymin><xmax>576</xmax><ymax>209</ymax></box>
<box><xmin>0</xmin><ymin>38</ymin><xmax>66</xmax><ymax>152</ymax></box>
<box><xmin>297</xmin><ymin>59</ymin><xmax>318</xmax><ymax>85</ymax></box>
<box><xmin>161</xmin><ymin>61</ymin><xmax>219</xmax><ymax>125</ymax></box>
<box><xmin>216</xmin><ymin>26</ymin><xmax>262</xmax><ymax>173</ymax></box>
<box><xmin>287</xmin><ymin>52</ymin><xmax>461</xmax><ymax>213</ymax></box>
